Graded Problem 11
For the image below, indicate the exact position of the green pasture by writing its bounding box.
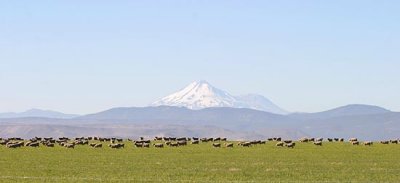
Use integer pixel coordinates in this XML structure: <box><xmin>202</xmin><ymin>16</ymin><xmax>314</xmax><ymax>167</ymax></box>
<box><xmin>0</xmin><ymin>141</ymin><xmax>399</xmax><ymax>182</ymax></box>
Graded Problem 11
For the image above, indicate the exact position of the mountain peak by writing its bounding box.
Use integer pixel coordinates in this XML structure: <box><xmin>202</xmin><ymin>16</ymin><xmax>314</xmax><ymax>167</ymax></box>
<box><xmin>151</xmin><ymin>81</ymin><xmax>288</xmax><ymax>114</ymax></box>
<box><xmin>188</xmin><ymin>80</ymin><xmax>218</xmax><ymax>94</ymax></box>
<box><xmin>194</xmin><ymin>80</ymin><xmax>210</xmax><ymax>85</ymax></box>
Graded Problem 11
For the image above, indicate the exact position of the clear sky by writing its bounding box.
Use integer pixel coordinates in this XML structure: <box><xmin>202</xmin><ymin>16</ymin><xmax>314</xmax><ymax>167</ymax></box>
<box><xmin>0</xmin><ymin>1</ymin><xmax>399</xmax><ymax>114</ymax></box>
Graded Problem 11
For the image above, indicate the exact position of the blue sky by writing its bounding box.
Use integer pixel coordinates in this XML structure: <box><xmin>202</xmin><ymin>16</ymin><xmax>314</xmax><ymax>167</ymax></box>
<box><xmin>0</xmin><ymin>1</ymin><xmax>399</xmax><ymax>114</ymax></box>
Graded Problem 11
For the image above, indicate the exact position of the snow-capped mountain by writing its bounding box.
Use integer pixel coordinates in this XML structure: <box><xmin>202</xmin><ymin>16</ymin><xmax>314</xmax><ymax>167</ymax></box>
<box><xmin>151</xmin><ymin>81</ymin><xmax>288</xmax><ymax>114</ymax></box>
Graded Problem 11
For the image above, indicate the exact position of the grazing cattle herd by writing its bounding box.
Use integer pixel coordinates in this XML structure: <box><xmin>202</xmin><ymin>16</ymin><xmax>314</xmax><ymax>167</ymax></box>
<box><xmin>0</xmin><ymin>136</ymin><xmax>399</xmax><ymax>149</ymax></box>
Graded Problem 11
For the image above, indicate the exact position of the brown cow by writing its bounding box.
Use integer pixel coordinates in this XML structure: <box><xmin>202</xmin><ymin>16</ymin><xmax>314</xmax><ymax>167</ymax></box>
<box><xmin>177</xmin><ymin>141</ymin><xmax>187</xmax><ymax>146</ymax></box>
<box><xmin>0</xmin><ymin>140</ymin><xmax>9</xmax><ymax>145</ymax></box>
<box><xmin>25</xmin><ymin>141</ymin><xmax>34</xmax><ymax>146</ymax></box>
<box><xmin>153</xmin><ymin>143</ymin><xmax>164</xmax><ymax>148</ymax></box>
<box><xmin>390</xmin><ymin>140</ymin><xmax>399</xmax><ymax>144</ymax></box>
<box><xmin>363</xmin><ymin>141</ymin><xmax>373</xmax><ymax>146</ymax></box>
<box><xmin>276</xmin><ymin>142</ymin><xmax>284</xmax><ymax>147</ymax></box>
<box><xmin>212</xmin><ymin>143</ymin><xmax>221</xmax><ymax>148</ymax></box>
<box><xmin>142</xmin><ymin>143</ymin><xmax>150</xmax><ymax>148</ymax></box>
<box><xmin>135</xmin><ymin>143</ymin><xmax>143</xmax><ymax>148</ymax></box>
<box><xmin>299</xmin><ymin>138</ymin><xmax>309</xmax><ymax>142</ymax></box>
<box><xmin>283</xmin><ymin>140</ymin><xmax>292</xmax><ymax>144</ymax></box>
<box><xmin>238</xmin><ymin>142</ymin><xmax>251</xmax><ymax>147</ymax></box>
<box><xmin>44</xmin><ymin>143</ymin><xmax>54</xmax><ymax>147</ymax></box>
<box><xmin>380</xmin><ymin>141</ymin><xmax>389</xmax><ymax>144</ymax></box>
<box><xmin>313</xmin><ymin>141</ymin><xmax>322</xmax><ymax>146</ymax></box>
<box><xmin>169</xmin><ymin>142</ymin><xmax>179</xmax><ymax>147</ymax></box>
<box><xmin>285</xmin><ymin>143</ymin><xmax>296</xmax><ymax>148</ymax></box>
<box><xmin>349</xmin><ymin>138</ymin><xmax>358</xmax><ymax>142</ymax></box>
<box><xmin>6</xmin><ymin>143</ymin><xmax>21</xmax><ymax>148</ymax></box>
<box><xmin>64</xmin><ymin>143</ymin><xmax>75</xmax><ymax>148</ymax></box>
<box><xmin>109</xmin><ymin>143</ymin><xmax>124</xmax><ymax>149</ymax></box>
<box><xmin>26</xmin><ymin>142</ymin><xmax>39</xmax><ymax>147</ymax></box>
<box><xmin>225</xmin><ymin>143</ymin><xmax>234</xmax><ymax>148</ymax></box>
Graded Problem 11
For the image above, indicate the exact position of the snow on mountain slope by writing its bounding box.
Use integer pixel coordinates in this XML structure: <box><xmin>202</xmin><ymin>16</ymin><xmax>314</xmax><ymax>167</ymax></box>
<box><xmin>151</xmin><ymin>81</ymin><xmax>288</xmax><ymax>114</ymax></box>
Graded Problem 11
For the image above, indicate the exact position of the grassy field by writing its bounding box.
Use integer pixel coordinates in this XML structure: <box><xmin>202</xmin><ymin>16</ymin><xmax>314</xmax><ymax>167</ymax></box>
<box><xmin>0</xmin><ymin>141</ymin><xmax>399</xmax><ymax>182</ymax></box>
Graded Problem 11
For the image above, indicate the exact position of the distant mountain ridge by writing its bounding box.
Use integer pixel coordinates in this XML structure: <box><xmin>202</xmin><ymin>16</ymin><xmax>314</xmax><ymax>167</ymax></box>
<box><xmin>0</xmin><ymin>109</ymin><xmax>79</xmax><ymax>119</ymax></box>
<box><xmin>151</xmin><ymin>80</ymin><xmax>288</xmax><ymax>114</ymax></box>
<box><xmin>74</xmin><ymin>104</ymin><xmax>400</xmax><ymax>140</ymax></box>
<box><xmin>79</xmin><ymin>106</ymin><xmax>296</xmax><ymax>128</ymax></box>
<box><xmin>0</xmin><ymin>104</ymin><xmax>399</xmax><ymax>140</ymax></box>
<box><xmin>289</xmin><ymin>104</ymin><xmax>391</xmax><ymax>120</ymax></box>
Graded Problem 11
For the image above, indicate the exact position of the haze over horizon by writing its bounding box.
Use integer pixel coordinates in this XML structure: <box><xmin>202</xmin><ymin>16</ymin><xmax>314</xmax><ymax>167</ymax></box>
<box><xmin>1</xmin><ymin>1</ymin><xmax>399</xmax><ymax>114</ymax></box>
